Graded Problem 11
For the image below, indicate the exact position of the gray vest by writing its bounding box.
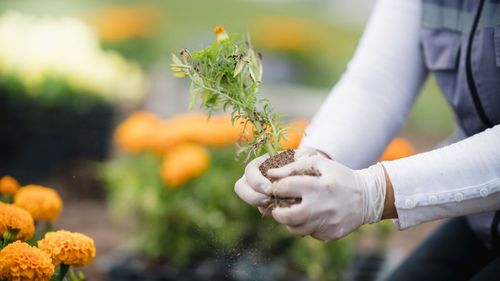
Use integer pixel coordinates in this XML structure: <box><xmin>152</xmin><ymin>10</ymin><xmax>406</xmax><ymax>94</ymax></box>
<box><xmin>421</xmin><ymin>0</ymin><xmax>500</xmax><ymax>136</ymax></box>
<box><xmin>421</xmin><ymin>0</ymin><xmax>500</xmax><ymax>248</ymax></box>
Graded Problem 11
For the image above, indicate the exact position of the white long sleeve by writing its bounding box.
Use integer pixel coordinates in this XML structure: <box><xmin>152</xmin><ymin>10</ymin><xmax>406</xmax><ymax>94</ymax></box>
<box><xmin>300</xmin><ymin>0</ymin><xmax>427</xmax><ymax>169</ymax></box>
<box><xmin>383</xmin><ymin>126</ymin><xmax>500</xmax><ymax>229</ymax></box>
<box><xmin>299</xmin><ymin>0</ymin><xmax>500</xmax><ymax>230</ymax></box>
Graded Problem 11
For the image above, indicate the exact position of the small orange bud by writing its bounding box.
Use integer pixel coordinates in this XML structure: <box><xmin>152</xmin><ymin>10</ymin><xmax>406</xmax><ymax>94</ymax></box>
<box><xmin>0</xmin><ymin>176</ymin><xmax>19</xmax><ymax>196</ymax></box>
<box><xmin>214</xmin><ymin>25</ymin><xmax>224</xmax><ymax>34</ymax></box>
<box><xmin>214</xmin><ymin>25</ymin><xmax>229</xmax><ymax>41</ymax></box>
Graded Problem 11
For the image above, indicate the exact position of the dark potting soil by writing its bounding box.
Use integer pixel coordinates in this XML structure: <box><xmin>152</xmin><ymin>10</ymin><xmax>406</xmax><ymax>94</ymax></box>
<box><xmin>259</xmin><ymin>150</ymin><xmax>321</xmax><ymax>209</ymax></box>
<box><xmin>259</xmin><ymin>150</ymin><xmax>295</xmax><ymax>179</ymax></box>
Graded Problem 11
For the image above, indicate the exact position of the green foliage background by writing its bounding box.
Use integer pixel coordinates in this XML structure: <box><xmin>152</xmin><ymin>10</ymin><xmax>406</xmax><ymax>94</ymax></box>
<box><xmin>102</xmin><ymin>149</ymin><xmax>354</xmax><ymax>280</ymax></box>
<box><xmin>0</xmin><ymin>0</ymin><xmax>455</xmax><ymax>279</ymax></box>
<box><xmin>0</xmin><ymin>0</ymin><xmax>454</xmax><ymax>138</ymax></box>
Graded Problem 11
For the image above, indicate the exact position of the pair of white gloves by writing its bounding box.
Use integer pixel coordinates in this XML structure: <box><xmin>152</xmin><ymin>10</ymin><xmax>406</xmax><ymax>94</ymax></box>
<box><xmin>235</xmin><ymin>148</ymin><xmax>389</xmax><ymax>241</ymax></box>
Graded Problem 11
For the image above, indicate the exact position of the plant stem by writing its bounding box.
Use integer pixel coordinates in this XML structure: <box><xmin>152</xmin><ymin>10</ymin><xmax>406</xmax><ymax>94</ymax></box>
<box><xmin>59</xmin><ymin>264</ymin><xmax>69</xmax><ymax>281</ymax></box>
<box><xmin>251</xmin><ymin>116</ymin><xmax>277</xmax><ymax>156</ymax></box>
<box><xmin>1</xmin><ymin>229</ymin><xmax>17</xmax><ymax>249</ymax></box>
<box><xmin>264</xmin><ymin>141</ymin><xmax>277</xmax><ymax>156</ymax></box>
<box><xmin>0</xmin><ymin>194</ymin><xmax>13</xmax><ymax>203</ymax></box>
<box><xmin>69</xmin><ymin>268</ymin><xmax>79</xmax><ymax>281</ymax></box>
<box><xmin>42</xmin><ymin>222</ymin><xmax>53</xmax><ymax>236</ymax></box>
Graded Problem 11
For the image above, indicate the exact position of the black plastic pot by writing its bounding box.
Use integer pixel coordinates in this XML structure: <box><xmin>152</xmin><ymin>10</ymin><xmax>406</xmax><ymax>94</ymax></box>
<box><xmin>0</xmin><ymin>92</ymin><xmax>115</xmax><ymax>182</ymax></box>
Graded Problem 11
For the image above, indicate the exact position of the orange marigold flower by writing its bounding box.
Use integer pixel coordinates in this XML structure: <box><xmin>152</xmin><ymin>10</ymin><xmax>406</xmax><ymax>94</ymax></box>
<box><xmin>189</xmin><ymin>115</ymin><xmax>251</xmax><ymax>148</ymax></box>
<box><xmin>38</xmin><ymin>230</ymin><xmax>96</xmax><ymax>267</ymax></box>
<box><xmin>91</xmin><ymin>5</ymin><xmax>160</xmax><ymax>42</ymax></box>
<box><xmin>14</xmin><ymin>185</ymin><xmax>63</xmax><ymax>223</ymax></box>
<box><xmin>0</xmin><ymin>202</ymin><xmax>35</xmax><ymax>241</ymax></box>
<box><xmin>151</xmin><ymin>113</ymin><xmax>207</xmax><ymax>154</ymax></box>
<box><xmin>0</xmin><ymin>241</ymin><xmax>54</xmax><ymax>281</ymax></box>
<box><xmin>0</xmin><ymin>176</ymin><xmax>19</xmax><ymax>196</ymax></box>
<box><xmin>114</xmin><ymin>111</ymin><xmax>163</xmax><ymax>153</ymax></box>
<box><xmin>116</xmin><ymin>112</ymin><xmax>251</xmax><ymax>154</ymax></box>
<box><xmin>250</xmin><ymin>16</ymin><xmax>318</xmax><ymax>53</ymax></box>
<box><xmin>380</xmin><ymin>138</ymin><xmax>415</xmax><ymax>161</ymax></box>
<box><xmin>280</xmin><ymin>119</ymin><xmax>308</xmax><ymax>150</ymax></box>
<box><xmin>214</xmin><ymin>25</ymin><xmax>229</xmax><ymax>41</ymax></box>
<box><xmin>160</xmin><ymin>143</ymin><xmax>210</xmax><ymax>188</ymax></box>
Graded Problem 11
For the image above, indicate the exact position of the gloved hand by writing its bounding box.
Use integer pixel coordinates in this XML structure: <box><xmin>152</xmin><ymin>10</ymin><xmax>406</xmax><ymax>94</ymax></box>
<box><xmin>267</xmin><ymin>155</ymin><xmax>387</xmax><ymax>241</ymax></box>
<box><xmin>234</xmin><ymin>154</ymin><xmax>272</xmax><ymax>214</ymax></box>
<box><xmin>234</xmin><ymin>147</ymin><xmax>328</xmax><ymax>215</ymax></box>
<box><xmin>294</xmin><ymin>146</ymin><xmax>329</xmax><ymax>160</ymax></box>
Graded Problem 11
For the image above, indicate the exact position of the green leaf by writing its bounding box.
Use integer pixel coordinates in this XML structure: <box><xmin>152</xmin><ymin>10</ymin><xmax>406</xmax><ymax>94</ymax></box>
<box><xmin>188</xmin><ymin>83</ymin><xmax>200</xmax><ymax>110</ymax></box>
<box><xmin>170</xmin><ymin>28</ymin><xmax>285</xmax><ymax>159</ymax></box>
<box><xmin>233</xmin><ymin>59</ymin><xmax>245</xmax><ymax>77</ymax></box>
<box><xmin>171</xmin><ymin>53</ymin><xmax>183</xmax><ymax>66</ymax></box>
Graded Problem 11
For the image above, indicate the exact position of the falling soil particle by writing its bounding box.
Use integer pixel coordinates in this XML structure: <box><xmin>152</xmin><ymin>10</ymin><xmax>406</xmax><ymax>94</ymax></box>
<box><xmin>259</xmin><ymin>150</ymin><xmax>321</xmax><ymax>209</ymax></box>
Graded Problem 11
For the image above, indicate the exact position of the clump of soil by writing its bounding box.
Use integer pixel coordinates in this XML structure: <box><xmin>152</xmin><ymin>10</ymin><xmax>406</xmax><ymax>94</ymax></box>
<box><xmin>259</xmin><ymin>150</ymin><xmax>295</xmax><ymax>179</ymax></box>
<box><xmin>259</xmin><ymin>150</ymin><xmax>321</xmax><ymax>209</ymax></box>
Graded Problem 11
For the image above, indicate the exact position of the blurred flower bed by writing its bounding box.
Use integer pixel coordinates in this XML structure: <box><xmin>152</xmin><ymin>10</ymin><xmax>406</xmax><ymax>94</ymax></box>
<box><xmin>0</xmin><ymin>2</ymin><xmax>431</xmax><ymax>280</ymax></box>
<box><xmin>0</xmin><ymin>0</ymin><xmax>455</xmax><ymax>137</ymax></box>
<box><xmin>0</xmin><ymin>176</ymin><xmax>96</xmax><ymax>281</ymax></box>
<box><xmin>84</xmin><ymin>4</ymin><xmax>163</xmax><ymax>66</ymax></box>
<box><xmin>0</xmin><ymin>11</ymin><xmax>146</xmax><ymax>103</ymax></box>
<box><xmin>102</xmin><ymin>112</ymin><xmax>354</xmax><ymax>280</ymax></box>
<box><xmin>249</xmin><ymin>16</ymin><xmax>344</xmax><ymax>87</ymax></box>
<box><xmin>0</xmin><ymin>11</ymin><xmax>147</xmax><ymax>180</ymax></box>
<box><xmin>102</xmin><ymin>111</ymin><xmax>415</xmax><ymax>280</ymax></box>
<box><xmin>78</xmin><ymin>1</ymin><xmax>360</xmax><ymax>88</ymax></box>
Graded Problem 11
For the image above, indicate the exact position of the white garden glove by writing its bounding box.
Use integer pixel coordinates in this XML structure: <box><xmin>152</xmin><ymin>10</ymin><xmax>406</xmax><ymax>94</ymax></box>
<box><xmin>234</xmin><ymin>154</ymin><xmax>272</xmax><ymax>214</ymax></box>
<box><xmin>267</xmin><ymin>155</ymin><xmax>387</xmax><ymax>241</ymax></box>
<box><xmin>234</xmin><ymin>147</ymin><xmax>328</xmax><ymax>215</ymax></box>
<box><xmin>294</xmin><ymin>146</ymin><xmax>327</xmax><ymax>160</ymax></box>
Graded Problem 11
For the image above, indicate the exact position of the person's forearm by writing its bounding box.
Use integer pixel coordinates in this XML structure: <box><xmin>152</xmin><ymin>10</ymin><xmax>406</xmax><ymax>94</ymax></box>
<box><xmin>383</xmin><ymin>125</ymin><xmax>500</xmax><ymax>229</ymax></box>
<box><xmin>300</xmin><ymin>0</ymin><xmax>427</xmax><ymax>169</ymax></box>
<box><xmin>382</xmin><ymin>165</ymin><xmax>397</xmax><ymax>219</ymax></box>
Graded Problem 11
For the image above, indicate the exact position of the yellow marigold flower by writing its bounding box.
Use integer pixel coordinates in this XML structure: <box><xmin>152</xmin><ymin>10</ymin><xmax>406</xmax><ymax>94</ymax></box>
<box><xmin>0</xmin><ymin>241</ymin><xmax>54</xmax><ymax>281</ymax></box>
<box><xmin>280</xmin><ymin>119</ymin><xmax>309</xmax><ymax>150</ymax></box>
<box><xmin>380</xmin><ymin>138</ymin><xmax>415</xmax><ymax>161</ymax></box>
<box><xmin>0</xmin><ymin>176</ymin><xmax>19</xmax><ymax>196</ymax></box>
<box><xmin>14</xmin><ymin>185</ymin><xmax>63</xmax><ymax>223</ymax></box>
<box><xmin>160</xmin><ymin>143</ymin><xmax>210</xmax><ymax>188</ymax></box>
<box><xmin>214</xmin><ymin>25</ymin><xmax>229</xmax><ymax>41</ymax></box>
<box><xmin>114</xmin><ymin>111</ymin><xmax>163</xmax><ymax>153</ymax></box>
<box><xmin>38</xmin><ymin>230</ymin><xmax>96</xmax><ymax>267</ymax></box>
<box><xmin>0</xmin><ymin>203</ymin><xmax>35</xmax><ymax>241</ymax></box>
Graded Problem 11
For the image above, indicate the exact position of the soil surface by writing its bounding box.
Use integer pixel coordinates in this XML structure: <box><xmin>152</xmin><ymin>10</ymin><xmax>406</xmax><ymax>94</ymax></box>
<box><xmin>259</xmin><ymin>150</ymin><xmax>321</xmax><ymax>209</ymax></box>
<box><xmin>259</xmin><ymin>150</ymin><xmax>295</xmax><ymax>179</ymax></box>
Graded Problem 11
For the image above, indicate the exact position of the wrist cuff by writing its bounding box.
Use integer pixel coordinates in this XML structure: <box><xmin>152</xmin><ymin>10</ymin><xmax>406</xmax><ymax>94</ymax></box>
<box><xmin>358</xmin><ymin>163</ymin><xmax>387</xmax><ymax>224</ymax></box>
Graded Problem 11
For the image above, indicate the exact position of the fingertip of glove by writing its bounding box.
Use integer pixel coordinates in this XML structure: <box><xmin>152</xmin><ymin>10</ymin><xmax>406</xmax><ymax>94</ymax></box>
<box><xmin>267</xmin><ymin>167</ymin><xmax>285</xmax><ymax>178</ymax></box>
<box><xmin>259</xmin><ymin>182</ymin><xmax>271</xmax><ymax>193</ymax></box>
<box><xmin>260</xmin><ymin>197</ymin><xmax>270</xmax><ymax>205</ymax></box>
<box><xmin>233</xmin><ymin>177</ymin><xmax>245</xmax><ymax>194</ymax></box>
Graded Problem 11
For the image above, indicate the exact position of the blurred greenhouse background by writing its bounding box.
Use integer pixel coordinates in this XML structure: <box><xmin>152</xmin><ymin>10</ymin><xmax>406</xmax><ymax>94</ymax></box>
<box><xmin>0</xmin><ymin>0</ymin><xmax>454</xmax><ymax>280</ymax></box>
